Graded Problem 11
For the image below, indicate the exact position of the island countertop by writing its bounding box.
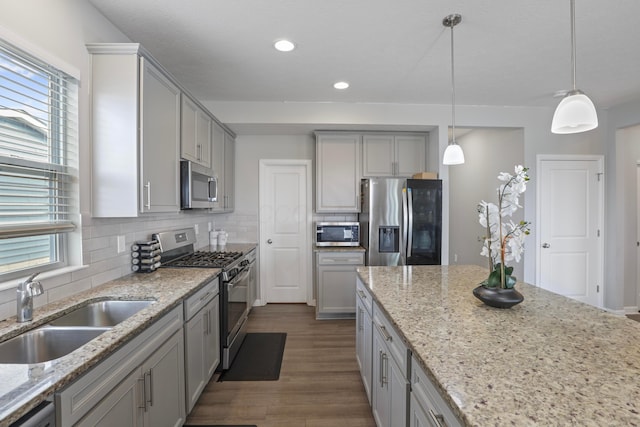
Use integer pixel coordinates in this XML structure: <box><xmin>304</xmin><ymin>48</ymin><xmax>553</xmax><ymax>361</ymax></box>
<box><xmin>357</xmin><ymin>264</ymin><xmax>640</xmax><ymax>426</ymax></box>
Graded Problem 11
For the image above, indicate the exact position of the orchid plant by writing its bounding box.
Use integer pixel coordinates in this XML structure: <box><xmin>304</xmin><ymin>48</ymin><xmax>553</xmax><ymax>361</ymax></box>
<box><xmin>478</xmin><ymin>165</ymin><xmax>530</xmax><ymax>289</ymax></box>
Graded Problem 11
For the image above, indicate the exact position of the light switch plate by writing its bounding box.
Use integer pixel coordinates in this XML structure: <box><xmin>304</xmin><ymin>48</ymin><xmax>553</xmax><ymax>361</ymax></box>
<box><xmin>194</xmin><ymin>224</ymin><xmax>199</xmax><ymax>235</ymax></box>
<box><xmin>117</xmin><ymin>235</ymin><xmax>126</xmax><ymax>253</ymax></box>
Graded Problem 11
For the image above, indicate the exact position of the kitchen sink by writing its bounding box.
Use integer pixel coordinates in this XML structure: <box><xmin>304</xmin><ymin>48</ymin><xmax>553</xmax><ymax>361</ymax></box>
<box><xmin>48</xmin><ymin>300</ymin><xmax>154</xmax><ymax>327</ymax></box>
<box><xmin>0</xmin><ymin>326</ymin><xmax>109</xmax><ymax>364</ymax></box>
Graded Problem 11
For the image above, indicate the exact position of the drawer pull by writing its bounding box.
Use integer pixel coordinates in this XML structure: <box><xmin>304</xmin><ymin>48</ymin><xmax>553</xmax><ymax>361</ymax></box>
<box><xmin>199</xmin><ymin>291</ymin><xmax>212</xmax><ymax>302</ymax></box>
<box><xmin>429</xmin><ymin>409</ymin><xmax>446</xmax><ymax>427</ymax></box>
<box><xmin>381</xmin><ymin>352</ymin><xmax>388</xmax><ymax>386</ymax></box>
<box><xmin>376</xmin><ymin>322</ymin><xmax>392</xmax><ymax>342</ymax></box>
<box><xmin>357</xmin><ymin>289</ymin><xmax>367</xmax><ymax>299</ymax></box>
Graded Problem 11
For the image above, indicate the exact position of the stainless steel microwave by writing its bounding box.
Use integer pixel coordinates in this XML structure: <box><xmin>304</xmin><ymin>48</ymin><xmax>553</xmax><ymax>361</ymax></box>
<box><xmin>315</xmin><ymin>222</ymin><xmax>360</xmax><ymax>247</ymax></box>
<box><xmin>180</xmin><ymin>160</ymin><xmax>217</xmax><ymax>209</ymax></box>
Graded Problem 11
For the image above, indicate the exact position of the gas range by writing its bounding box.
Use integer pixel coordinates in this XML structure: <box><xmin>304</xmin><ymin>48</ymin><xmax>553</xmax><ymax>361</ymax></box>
<box><xmin>152</xmin><ymin>228</ymin><xmax>244</xmax><ymax>279</ymax></box>
<box><xmin>163</xmin><ymin>250</ymin><xmax>243</xmax><ymax>269</ymax></box>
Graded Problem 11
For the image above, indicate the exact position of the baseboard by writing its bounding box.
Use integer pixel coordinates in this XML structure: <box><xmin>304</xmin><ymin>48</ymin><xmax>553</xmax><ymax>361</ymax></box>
<box><xmin>624</xmin><ymin>306</ymin><xmax>639</xmax><ymax>315</ymax></box>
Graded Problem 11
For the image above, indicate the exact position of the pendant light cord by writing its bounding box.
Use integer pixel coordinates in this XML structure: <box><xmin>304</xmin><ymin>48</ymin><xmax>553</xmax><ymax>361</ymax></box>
<box><xmin>450</xmin><ymin>23</ymin><xmax>456</xmax><ymax>144</ymax></box>
<box><xmin>570</xmin><ymin>0</ymin><xmax>576</xmax><ymax>91</ymax></box>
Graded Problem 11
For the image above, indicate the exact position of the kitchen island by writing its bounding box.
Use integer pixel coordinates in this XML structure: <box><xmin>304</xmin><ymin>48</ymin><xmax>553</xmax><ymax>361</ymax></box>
<box><xmin>357</xmin><ymin>264</ymin><xmax>640</xmax><ymax>426</ymax></box>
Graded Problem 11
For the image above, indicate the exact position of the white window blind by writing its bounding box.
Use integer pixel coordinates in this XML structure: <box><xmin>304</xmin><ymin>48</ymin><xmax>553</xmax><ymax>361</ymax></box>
<box><xmin>0</xmin><ymin>39</ymin><xmax>79</xmax><ymax>277</ymax></box>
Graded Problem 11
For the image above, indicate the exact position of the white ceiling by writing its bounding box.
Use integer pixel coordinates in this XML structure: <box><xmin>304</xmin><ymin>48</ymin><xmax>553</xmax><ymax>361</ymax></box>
<box><xmin>88</xmin><ymin>0</ymin><xmax>640</xmax><ymax>112</ymax></box>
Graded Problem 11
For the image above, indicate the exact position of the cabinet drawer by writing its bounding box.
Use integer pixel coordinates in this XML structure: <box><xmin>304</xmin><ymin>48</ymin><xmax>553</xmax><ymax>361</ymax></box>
<box><xmin>411</xmin><ymin>356</ymin><xmax>462</xmax><ymax>427</ymax></box>
<box><xmin>373</xmin><ymin>302</ymin><xmax>409</xmax><ymax>377</ymax></box>
<box><xmin>356</xmin><ymin>276</ymin><xmax>373</xmax><ymax>316</ymax></box>
<box><xmin>317</xmin><ymin>251</ymin><xmax>364</xmax><ymax>265</ymax></box>
<box><xmin>184</xmin><ymin>277</ymin><xmax>219</xmax><ymax>321</ymax></box>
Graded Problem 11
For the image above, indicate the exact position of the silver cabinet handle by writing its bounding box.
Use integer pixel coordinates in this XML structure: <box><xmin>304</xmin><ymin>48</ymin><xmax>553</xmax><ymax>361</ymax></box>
<box><xmin>428</xmin><ymin>409</ymin><xmax>446</xmax><ymax>427</ymax></box>
<box><xmin>144</xmin><ymin>181</ymin><xmax>151</xmax><ymax>209</ymax></box>
<box><xmin>381</xmin><ymin>352</ymin><xmax>388</xmax><ymax>386</ymax></box>
<box><xmin>376</xmin><ymin>322</ymin><xmax>392</xmax><ymax>342</ymax></box>
<box><xmin>542</xmin><ymin>243</ymin><xmax>551</xmax><ymax>248</ymax></box>
<box><xmin>147</xmin><ymin>369</ymin><xmax>154</xmax><ymax>407</ymax></box>
<box><xmin>267</xmin><ymin>239</ymin><xmax>273</xmax><ymax>244</ymax></box>
<box><xmin>137</xmin><ymin>377</ymin><xmax>147</xmax><ymax>410</ymax></box>
<box><xmin>357</xmin><ymin>289</ymin><xmax>367</xmax><ymax>299</ymax></box>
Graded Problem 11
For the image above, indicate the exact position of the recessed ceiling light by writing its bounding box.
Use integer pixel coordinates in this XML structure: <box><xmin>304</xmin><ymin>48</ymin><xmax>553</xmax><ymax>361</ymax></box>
<box><xmin>274</xmin><ymin>39</ymin><xmax>296</xmax><ymax>52</ymax></box>
<box><xmin>334</xmin><ymin>81</ymin><xmax>349</xmax><ymax>90</ymax></box>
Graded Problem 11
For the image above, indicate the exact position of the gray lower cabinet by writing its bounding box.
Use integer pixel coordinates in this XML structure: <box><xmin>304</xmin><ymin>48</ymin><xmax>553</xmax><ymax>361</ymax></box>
<box><xmin>184</xmin><ymin>278</ymin><xmax>220</xmax><ymax>413</ymax></box>
<box><xmin>355</xmin><ymin>278</ymin><xmax>373</xmax><ymax>404</ymax></box>
<box><xmin>56</xmin><ymin>306</ymin><xmax>186</xmax><ymax>427</ymax></box>
<box><xmin>315</xmin><ymin>251</ymin><xmax>364</xmax><ymax>319</ymax></box>
<box><xmin>371</xmin><ymin>301</ymin><xmax>410</xmax><ymax>427</ymax></box>
<box><xmin>410</xmin><ymin>356</ymin><xmax>462</xmax><ymax>427</ymax></box>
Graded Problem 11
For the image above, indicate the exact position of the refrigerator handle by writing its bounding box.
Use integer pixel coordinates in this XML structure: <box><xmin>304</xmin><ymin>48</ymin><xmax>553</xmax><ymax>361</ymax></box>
<box><xmin>402</xmin><ymin>188</ymin><xmax>408</xmax><ymax>261</ymax></box>
<box><xmin>407</xmin><ymin>187</ymin><xmax>414</xmax><ymax>258</ymax></box>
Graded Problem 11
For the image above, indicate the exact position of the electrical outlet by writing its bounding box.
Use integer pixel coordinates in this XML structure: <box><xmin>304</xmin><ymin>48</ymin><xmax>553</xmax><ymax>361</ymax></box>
<box><xmin>194</xmin><ymin>224</ymin><xmax>199</xmax><ymax>235</ymax></box>
<box><xmin>454</xmin><ymin>253</ymin><xmax>458</xmax><ymax>263</ymax></box>
<box><xmin>208</xmin><ymin>222</ymin><xmax>212</xmax><ymax>232</ymax></box>
<box><xmin>117</xmin><ymin>235</ymin><xmax>126</xmax><ymax>253</ymax></box>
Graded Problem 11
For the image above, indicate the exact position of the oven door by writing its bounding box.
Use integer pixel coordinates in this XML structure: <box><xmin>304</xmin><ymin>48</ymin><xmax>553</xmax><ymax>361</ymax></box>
<box><xmin>223</xmin><ymin>266</ymin><xmax>250</xmax><ymax>368</ymax></box>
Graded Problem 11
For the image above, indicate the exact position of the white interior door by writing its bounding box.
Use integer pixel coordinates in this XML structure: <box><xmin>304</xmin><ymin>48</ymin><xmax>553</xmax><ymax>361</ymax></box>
<box><xmin>537</xmin><ymin>157</ymin><xmax>603</xmax><ymax>307</ymax></box>
<box><xmin>259</xmin><ymin>160</ymin><xmax>312</xmax><ymax>304</ymax></box>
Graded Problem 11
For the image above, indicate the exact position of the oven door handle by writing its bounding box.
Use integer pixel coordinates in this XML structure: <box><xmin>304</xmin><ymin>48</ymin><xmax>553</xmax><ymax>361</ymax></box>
<box><xmin>228</xmin><ymin>267</ymin><xmax>250</xmax><ymax>288</ymax></box>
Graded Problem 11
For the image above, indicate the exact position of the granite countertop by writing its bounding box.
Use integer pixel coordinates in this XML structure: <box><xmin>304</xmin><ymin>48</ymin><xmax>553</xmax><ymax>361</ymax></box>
<box><xmin>0</xmin><ymin>267</ymin><xmax>221</xmax><ymax>425</ymax></box>
<box><xmin>357</xmin><ymin>264</ymin><xmax>640</xmax><ymax>426</ymax></box>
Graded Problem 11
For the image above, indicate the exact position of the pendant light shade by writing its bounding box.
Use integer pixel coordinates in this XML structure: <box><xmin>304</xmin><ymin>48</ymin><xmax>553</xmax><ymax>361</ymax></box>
<box><xmin>551</xmin><ymin>0</ymin><xmax>598</xmax><ymax>134</ymax></box>
<box><xmin>551</xmin><ymin>90</ymin><xmax>598</xmax><ymax>134</ymax></box>
<box><xmin>443</xmin><ymin>143</ymin><xmax>465</xmax><ymax>165</ymax></box>
<box><xmin>442</xmin><ymin>13</ymin><xmax>464</xmax><ymax>165</ymax></box>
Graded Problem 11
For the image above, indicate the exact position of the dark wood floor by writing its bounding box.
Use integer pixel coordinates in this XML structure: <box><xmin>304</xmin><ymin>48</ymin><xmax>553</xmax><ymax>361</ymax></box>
<box><xmin>185</xmin><ymin>304</ymin><xmax>376</xmax><ymax>427</ymax></box>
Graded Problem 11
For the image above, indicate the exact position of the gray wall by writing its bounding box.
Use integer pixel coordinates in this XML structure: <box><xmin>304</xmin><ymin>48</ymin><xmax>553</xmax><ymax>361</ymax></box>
<box><xmin>449</xmin><ymin>128</ymin><xmax>525</xmax><ymax>281</ymax></box>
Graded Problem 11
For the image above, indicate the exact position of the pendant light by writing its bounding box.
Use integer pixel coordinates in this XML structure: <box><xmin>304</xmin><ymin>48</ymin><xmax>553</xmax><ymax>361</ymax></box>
<box><xmin>551</xmin><ymin>0</ymin><xmax>598</xmax><ymax>134</ymax></box>
<box><xmin>442</xmin><ymin>14</ymin><xmax>464</xmax><ymax>165</ymax></box>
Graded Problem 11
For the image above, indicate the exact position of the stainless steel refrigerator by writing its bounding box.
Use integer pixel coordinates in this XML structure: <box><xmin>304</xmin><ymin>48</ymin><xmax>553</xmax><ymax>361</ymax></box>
<box><xmin>359</xmin><ymin>178</ymin><xmax>442</xmax><ymax>266</ymax></box>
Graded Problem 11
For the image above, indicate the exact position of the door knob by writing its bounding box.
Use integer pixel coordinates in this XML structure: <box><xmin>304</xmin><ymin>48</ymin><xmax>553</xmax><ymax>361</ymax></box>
<box><xmin>542</xmin><ymin>243</ymin><xmax>550</xmax><ymax>248</ymax></box>
<box><xmin>267</xmin><ymin>239</ymin><xmax>273</xmax><ymax>244</ymax></box>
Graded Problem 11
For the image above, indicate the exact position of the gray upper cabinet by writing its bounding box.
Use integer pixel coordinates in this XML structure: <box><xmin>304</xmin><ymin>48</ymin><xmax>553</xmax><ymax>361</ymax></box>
<box><xmin>181</xmin><ymin>95</ymin><xmax>212</xmax><ymax>170</ymax></box>
<box><xmin>362</xmin><ymin>134</ymin><xmax>426</xmax><ymax>177</ymax></box>
<box><xmin>210</xmin><ymin>123</ymin><xmax>235</xmax><ymax>212</ymax></box>
<box><xmin>88</xmin><ymin>44</ymin><xmax>180</xmax><ymax>217</ymax></box>
<box><xmin>223</xmin><ymin>132</ymin><xmax>235</xmax><ymax>211</ymax></box>
<box><xmin>315</xmin><ymin>132</ymin><xmax>361</xmax><ymax>213</ymax></box>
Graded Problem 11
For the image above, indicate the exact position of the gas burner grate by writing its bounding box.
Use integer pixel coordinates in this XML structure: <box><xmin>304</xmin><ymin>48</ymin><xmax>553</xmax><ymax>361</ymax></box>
<box><xmin>164</xmin><ymin>251</ymin><xmax>242</xmax><ymax>268</ymax></box>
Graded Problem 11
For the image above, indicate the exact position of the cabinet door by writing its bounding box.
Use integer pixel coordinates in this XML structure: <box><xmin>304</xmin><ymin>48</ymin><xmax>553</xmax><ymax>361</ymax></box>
<box><xmin>372</xmin><ymin>324</ymin><xmax>391</xmax><ymax>427</ymax></box>
<box><xmin>410</xmin><ymin>393</ymin><xmax>435</xmax><ymax>427</ymax></box>
<box><xmin>196</xmin><ymin>109</ymin><xmax>212</xmax><ymax>168</ymax></box>
<box><xmin>356</xmin><ymin>296</ymin><xmax>373</xmax><ymax>405</ymax></box>
<box><xmin>140</xmin><ymin>58</ymin><xmax>180</xmax><ymax>213</ymax></box>
<box><xmin>395</xmin><ymin>135</ymin><xmax>426</xmax><ymax>177</ymax></box>
<box><xmin>76</xmin><ymin>368</ymin><xmax>143</xmax><ymax>427</ymax></box>
<box><xmin>315</xmin><ymin>133</ymin><xmax>361</xmax><ymax>212</ymax></box>
<box><xmin>204</xmin><ymin>295</ymin><xmax>221</xmax><ymax>380</ymax></box>
<box><xmin>317</xmin><ymin>264</ymin><xmax>358</xmax><ymax>315</ymax></box>
<box><xmin>362</xmin><ymin>134</ymin><xmax>395</xmax><ymax>177</ymax></box>
<box><xmin>389</xmin><ymin>353</ymin><xmax>409</xmax><ymax>427</ymax></box>
<box><xmin>211</xmin><ymin>123</ymin><xmax>225</xmax><ymax>211</ymax></box>
<box><xmin>223</xmin><ymin>132</ymin><xmax>235</xmax><ymax>211</ymax></box>
<box><xmin>143</xmin><ymin>331</ymin><xmax>186</xmax><ymax>427</ymax></box>
<box><xmin>181</xmin><ymin>96</ymin><xmax>198</xmax><ymax>162</ymax></box>
<box><xmin>184</xmin><ymin>308</ymin><xmax>207</xmax><ymax>413</ymax></box>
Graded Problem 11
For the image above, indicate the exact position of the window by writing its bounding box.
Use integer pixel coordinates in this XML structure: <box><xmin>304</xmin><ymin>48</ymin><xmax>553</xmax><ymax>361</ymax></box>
<box><xmin>0</xmin><ymin>39</ymin><xmax>79</xmax><ymax>281</ymax></box>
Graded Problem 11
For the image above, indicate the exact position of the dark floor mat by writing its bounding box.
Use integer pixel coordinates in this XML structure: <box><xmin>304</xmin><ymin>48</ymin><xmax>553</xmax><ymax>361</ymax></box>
<box><xmin>218</xmin><ymin>332</ymin><xmax>286</xmax><ymax>381</ymax></box>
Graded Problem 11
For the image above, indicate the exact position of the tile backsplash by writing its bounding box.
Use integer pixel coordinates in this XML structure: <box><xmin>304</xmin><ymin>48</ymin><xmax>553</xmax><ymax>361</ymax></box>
<box><xmin>0</xmin><ymin>210</ymin><xmax>259</xmax><ymax>321</ymax></box>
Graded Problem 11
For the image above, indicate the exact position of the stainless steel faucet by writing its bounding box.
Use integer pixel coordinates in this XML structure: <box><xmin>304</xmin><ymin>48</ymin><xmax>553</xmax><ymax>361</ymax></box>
<box><xmin>16</xmin><ymin>272</ymin><xmax>44</xmax><ymax>322</ymax></box>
